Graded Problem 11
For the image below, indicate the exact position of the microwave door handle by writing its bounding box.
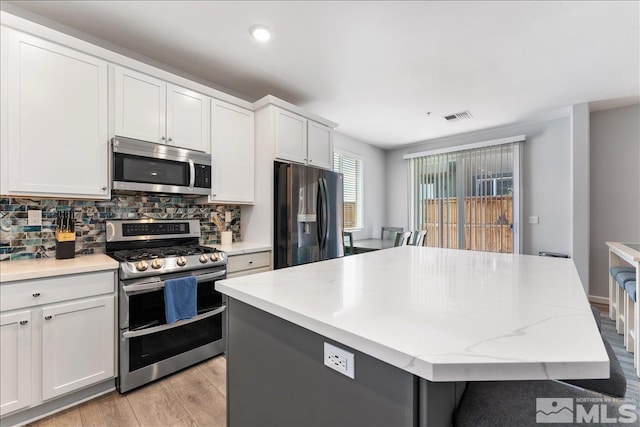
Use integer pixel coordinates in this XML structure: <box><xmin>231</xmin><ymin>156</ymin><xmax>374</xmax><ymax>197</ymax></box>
<box><xmin>188</xmin><ymin>159</ymin><xmax>195</xmax><ymax>189</ymax></box>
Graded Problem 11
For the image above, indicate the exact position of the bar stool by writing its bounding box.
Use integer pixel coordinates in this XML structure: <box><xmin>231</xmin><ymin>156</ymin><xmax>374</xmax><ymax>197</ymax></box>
<box><xmin>609</xmin><ymin>266</ymin><xmax>635</xmax><ymax>321</ymax></box>
<box><xmin>623</xmin><ymin>280</ymin><xmax>638</xmax><ymax>376</ymax></box>
<box><xmin>616</xmin><ymin>272</ymin><xmax>636</xmax><ymax>339</ymax></box>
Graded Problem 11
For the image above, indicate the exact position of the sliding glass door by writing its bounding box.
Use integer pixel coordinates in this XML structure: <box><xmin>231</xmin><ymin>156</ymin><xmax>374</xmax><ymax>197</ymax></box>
<box><xmin>409</xmin><ymin>142</ymin><xmax>521</xmax><ymax>253</ymax></box>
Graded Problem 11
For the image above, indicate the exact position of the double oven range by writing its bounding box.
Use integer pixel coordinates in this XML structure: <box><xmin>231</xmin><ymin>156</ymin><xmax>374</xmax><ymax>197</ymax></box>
<box><xmin>106</xmin><ymin>219</ymin><xmax>227</xmax><ymax>393</ymax></box>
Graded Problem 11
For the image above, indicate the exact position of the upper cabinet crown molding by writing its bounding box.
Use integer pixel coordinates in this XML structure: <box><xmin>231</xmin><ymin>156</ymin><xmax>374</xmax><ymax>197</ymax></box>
<box><xmin>0</xmin><ymin>10</ymin><xmax>253</xmax><ymax>110</ymax></box>
<box><xmin>253</xmin><ymin>95</ymin><xmax>338</xmax><ymax>129</ymax></box>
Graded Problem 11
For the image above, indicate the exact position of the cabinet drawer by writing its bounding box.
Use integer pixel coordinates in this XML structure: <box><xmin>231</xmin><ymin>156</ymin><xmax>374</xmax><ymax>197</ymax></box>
<box><xmin>0</xmin><ymin>271</ymin><xmax>116</xmax><ymax>312</ymax></box>
<box><xmin>227</xmin><ymin>251</ymin><xmax>271</xmax><ymax>274</ymax></box>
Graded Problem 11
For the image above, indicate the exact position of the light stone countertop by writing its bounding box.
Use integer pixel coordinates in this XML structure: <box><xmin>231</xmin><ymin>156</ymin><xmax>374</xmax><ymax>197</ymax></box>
<box><xmin>216</xmin><ymin>246</ymin><xmax>609</xmax><ymax>382</ymax></box>
<box><xmin>207</xmin><ymin>242</ymin><xmax>272</xmax><ymax>256</ymax></box>
<box><xmin>0</xmin><ymin>254</ymin><xmax>119</xmax><ymax>283</ymax></box>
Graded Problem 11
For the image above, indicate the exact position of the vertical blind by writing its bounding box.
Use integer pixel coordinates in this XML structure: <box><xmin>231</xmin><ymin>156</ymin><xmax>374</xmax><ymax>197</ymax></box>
<box><xmin>410</xmin><ymin>143</ymin><xmax>515</xmax><ymax>253</ymax></box>
<box><xmin>334</xmin><ymin>152</ymin><xmax>363</xmax><ymax>230</ymax></box>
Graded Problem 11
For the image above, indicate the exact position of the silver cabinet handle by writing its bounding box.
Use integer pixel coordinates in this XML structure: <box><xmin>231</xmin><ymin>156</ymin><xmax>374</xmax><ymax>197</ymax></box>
<box><xmin>102</xmin><ymin>186</ymin><xmax>107</xmax><ymax>191</ymax></box>
<box><xmin>160</xmin><ymin>136</ymin><xmax>166</xmax><ymax>142</ymax></box>
<box><xmin>168</xmin><ymin>137</ymin><xmax>173</xmax><ymax>142</ymax></box>
<box><xmin>44</xmin><ymin>315</ymin><xmax>52</xmax><ymax>320</ymax></box>
<box><xmin>32</xmin><ymin>292</ymin><xmax>41</xmax><ymax>297</ymax></box>
<box><xmin>19</xmin><ymin>320</ymin><xmax>28</xmax><ymax>325</ymax></box>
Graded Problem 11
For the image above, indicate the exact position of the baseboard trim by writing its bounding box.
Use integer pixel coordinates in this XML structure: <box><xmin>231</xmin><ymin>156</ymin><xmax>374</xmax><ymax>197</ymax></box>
<box><xmin>0</xmin><ymin>379</ymin><xmax>115</xmax><ymax>427</ymax></box>
<box><xmin>589</xmin><ymin>295</ymin><xmax>609</xmax><ymax>305</ymax></box>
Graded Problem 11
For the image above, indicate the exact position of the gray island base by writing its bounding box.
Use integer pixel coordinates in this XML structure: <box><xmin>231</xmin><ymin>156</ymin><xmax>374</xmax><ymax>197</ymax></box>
<box><xmin>227</xmin><ymin>298</ymin><xmax>465</xmax><ymax>427</ymax></box>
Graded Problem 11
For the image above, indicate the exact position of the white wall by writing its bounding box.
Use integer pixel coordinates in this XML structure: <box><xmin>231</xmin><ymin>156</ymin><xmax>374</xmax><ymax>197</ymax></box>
<box><xmin>589</xmin><ymin>103</ymin><xmax>640</xmax><ymax>299</ymax></box>
<box><xmin>386</xmin><ymin>117</ymin><xmax>572</xmax><ymax>256</ymax></box>
<box><xmin>570</xmin><ymin>103</ymin><xmax>591</xmax><ymax>293</ymax></box>
<box><xmin>334</xmin><ymin>132</ymin><xmax>387</xmax><ymax>240</ymax></box>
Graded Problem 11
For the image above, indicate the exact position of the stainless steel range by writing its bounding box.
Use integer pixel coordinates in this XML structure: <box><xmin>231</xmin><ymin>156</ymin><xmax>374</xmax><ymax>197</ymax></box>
<box><xmin>106</xmin><ymin>219</ymin><xmax>227</xmax><ymax>393</ymax></box>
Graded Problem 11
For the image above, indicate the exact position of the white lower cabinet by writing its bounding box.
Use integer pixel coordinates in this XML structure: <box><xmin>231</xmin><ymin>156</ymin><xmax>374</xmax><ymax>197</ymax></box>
<box><xmin>41</xmin><ymin>296</ymin><xmax>115</xmax><ymax>401</ymax></box>
<box><xmin>0</xmin><ymin>271</ymin><xmax>116</xmax><ymax>418</ymax></box>
<box><xmin>0</xmin><ymin>310</ymin><xmax>32</xmax><ymax>416</ymax></box>
<box><xmin>227</xmin><ymin>251</ymin><xmax>272</xmax><ymax>278</ymax></box>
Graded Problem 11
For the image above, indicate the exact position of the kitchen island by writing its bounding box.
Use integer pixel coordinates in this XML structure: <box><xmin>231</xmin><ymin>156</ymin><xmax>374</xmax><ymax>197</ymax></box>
<box><xmin>216</xmin><ymin>246</ymin><xmax>608</xmax><ymax>426</ymax></box>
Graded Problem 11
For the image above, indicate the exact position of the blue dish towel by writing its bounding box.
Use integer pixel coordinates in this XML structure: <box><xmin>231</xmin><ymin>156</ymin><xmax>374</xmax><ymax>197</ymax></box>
<box><xmin>164</xmin><ymin>276</ymin><xmax>197</xmax><ymax>324</ymax></box>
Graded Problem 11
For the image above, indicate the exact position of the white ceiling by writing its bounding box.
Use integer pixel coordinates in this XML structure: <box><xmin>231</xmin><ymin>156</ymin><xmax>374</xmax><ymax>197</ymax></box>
<box><xmin>6</xmin><ymin>1</ymin><xmax>640</xmax><ymax>149</ymax></box>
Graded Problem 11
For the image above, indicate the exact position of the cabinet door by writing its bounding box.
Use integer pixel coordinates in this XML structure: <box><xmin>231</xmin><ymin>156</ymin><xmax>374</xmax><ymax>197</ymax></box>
<box><xmin>211</xmin><ymin>100</ymin><xmax>254</xmax><ymax>203</ymax></box>
<box><xmin>307</xmin><ymin>121</ymin><xmax>334</xmax><ymax>170</ymax></box>
<box><xmin>167</xmin><ymin>84</ymin><xmax>210</xmax><ymax>152</ymax></box>
<box><xmin>5</xmin><ymin>30</ymin><xmax>109</xmax><ymax>199</ymax></box>
<box><xmin>0</xmin><ymin>310</ymin><xmax>32</xmax><ymax>416</ymax></box>
<box><xmin>114</xmin><ymin>67</ymin><xmax>166</xmax><ymax>144</ymax></box>
<box><xmin>41</xmin><ymin>296</ymin><xmax>115</xmax><ymax>401</ymax></box>
<box><xmin>274</xmin><ymin>108</ymin><xmax>307</xmax><ymax>164</ymax></box>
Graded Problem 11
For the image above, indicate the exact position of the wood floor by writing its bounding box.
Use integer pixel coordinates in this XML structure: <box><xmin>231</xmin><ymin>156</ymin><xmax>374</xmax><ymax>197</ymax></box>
<box><xmin>28</xmin><ymin>355</ymin><xmax>227</xmax><ymax>427</ymax></box>
<box><xmin>26</xmin><ymin>306</ymin><xmax>640</xmax><ymax>426</ymax></box>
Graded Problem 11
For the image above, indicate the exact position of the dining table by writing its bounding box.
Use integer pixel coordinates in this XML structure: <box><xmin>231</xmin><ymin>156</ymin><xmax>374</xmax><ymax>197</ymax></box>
<box><xmin>352</xmin><ymin>238</ymin><xmax>395</xmax><ymax>253</ymax></box>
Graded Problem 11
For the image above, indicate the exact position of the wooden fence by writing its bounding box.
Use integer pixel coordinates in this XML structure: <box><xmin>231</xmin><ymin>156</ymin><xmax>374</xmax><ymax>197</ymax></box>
<box><xmin>421</xmin><ymin>196</ymin><xmax>513</xmax><ymax>253</ymax></box>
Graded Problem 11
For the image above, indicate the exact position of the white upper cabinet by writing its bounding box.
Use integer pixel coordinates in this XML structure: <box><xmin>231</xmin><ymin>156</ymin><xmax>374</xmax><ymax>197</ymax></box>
<box><xmin>274</xmin><ymin>107</ymin><xmax>334</xmax><ymax>170</ymax></box>
<box><xmin>275</xmin><ymin>108</ymin><xmax>308</xmax><ymax>165</ymax></box>
<box><xmin>306</xmin><ymin>121</ymin><xmax>334</xmax><ymax>170</ymax></box>
<box><xmin>2</xmin><ymin>29</ymin><xmax>109</xmax><ymax>199</ymax></box>
<box><xmin>210</xmin><ymin>99</ymin><xmax>255</xmax><ymax>204</ymax></box>
<box><xmin>114</xmin><ymin>67</ymin><xmax>166</xmax><ymax>143</ymax></box>
<box><xmin>166</xmin><ymin>84</ymin><xmax>209</xmax><ymax>152</ymax></box>
<box><xmin>114</xmin><ymin>67</ymin><xmax>210</xmax><ymax>152</ymax></box>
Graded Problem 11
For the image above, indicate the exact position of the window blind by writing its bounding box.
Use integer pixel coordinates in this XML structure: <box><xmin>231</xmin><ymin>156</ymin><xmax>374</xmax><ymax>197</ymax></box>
<box><xmin>410</xmin><ymin>142</ymin><xmax>516</xmax><ymax>253</ymax></box>
<box><xmin>334</xmin><ymin>152</ymin><xmax>363</xmax><ymax>230</ymax></box>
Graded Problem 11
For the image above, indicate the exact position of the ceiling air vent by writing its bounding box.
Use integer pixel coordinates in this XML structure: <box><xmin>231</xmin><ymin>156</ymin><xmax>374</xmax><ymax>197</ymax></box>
<box><xmin>443</xmin><ymin>111</ymin><xmax>473</xmax><ymax>122</ymax></box>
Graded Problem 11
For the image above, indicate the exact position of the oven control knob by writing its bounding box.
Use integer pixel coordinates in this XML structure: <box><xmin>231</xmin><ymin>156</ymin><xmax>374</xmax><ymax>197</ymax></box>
<box><xmin>210</xmin><ymin>253</ymin><xmax>219</xmax><ymax>262</ymax></box>
<box><xmin>151</xmin><ymin>259</ymin><xmax>164</xmax><ymax>269</ymax></box>
<box><xmin>136</xmin><ymin>261</ymin><xmax>149</xmax><ymax>271</ymax></box>
<box><xmin>199</xmin><ymin>255</ymin><xmax>209</xmax><ymax>264</ymax></box>
<box><xmin>177</xmin><ymin>256</ymin><xmax>187</xmax><ymax>267</ymax></box>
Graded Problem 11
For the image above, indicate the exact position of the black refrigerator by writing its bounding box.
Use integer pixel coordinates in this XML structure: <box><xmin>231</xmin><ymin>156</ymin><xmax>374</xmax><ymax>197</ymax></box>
<box><xmin>274</xmin><ymin>161</ymin><xmax>344</xmax><ymax>269</ymax></box>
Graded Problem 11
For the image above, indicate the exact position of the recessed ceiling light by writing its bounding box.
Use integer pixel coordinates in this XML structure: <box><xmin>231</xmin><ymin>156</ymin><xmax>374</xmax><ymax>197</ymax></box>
<box><xmin>250</xmin><ymin>25</ymin><xmax>271</xmax><ymax>42</ymax></box>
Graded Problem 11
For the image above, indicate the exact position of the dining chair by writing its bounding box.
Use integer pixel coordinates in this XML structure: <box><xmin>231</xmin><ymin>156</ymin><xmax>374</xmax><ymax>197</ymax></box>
<box><xmin>394</xmin><ymin>231</ymin><xmax>412</xmax><ymax>247</ymax></box>
<box><xmin>343</xmin><ymin>231</ymin><xmax>354</xmax><ymax>256</ymax></box>
<box><xmin>412</xmin><ymin>230</ymin><xmax>427</xmax><ymax>246</ymax></box>
<box><xmin>381</xmin><ymin>226</ymin><xmax>403</xmax><ymax>240</ymax></box>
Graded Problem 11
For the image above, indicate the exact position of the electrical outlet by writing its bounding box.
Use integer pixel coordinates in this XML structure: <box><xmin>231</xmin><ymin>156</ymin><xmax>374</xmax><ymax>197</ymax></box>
<box><xmin>225</xmin><ymin>211</ymin><xmax>232</xmax><ymax>223</ymax></box>
<box><xmin>27</xmin><ymin>210</ymin><xmax>42</xmax><ymax>226</ymax></box>
<box><xmin>528</xmin><ymin>216</ymin><xmax>539</xmax><ymax>224</ymax></box>
<box><xmin>324</xmin><ymin>342</ymin><xmax>355</xmax><ymax>379</ymax></box>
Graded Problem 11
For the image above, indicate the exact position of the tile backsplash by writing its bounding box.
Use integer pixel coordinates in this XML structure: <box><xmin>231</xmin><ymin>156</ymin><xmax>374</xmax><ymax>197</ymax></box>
<box><xmin>0</xmin><ymin>195</ymin><xmax>241</xmax><ymax>261</ymax></box>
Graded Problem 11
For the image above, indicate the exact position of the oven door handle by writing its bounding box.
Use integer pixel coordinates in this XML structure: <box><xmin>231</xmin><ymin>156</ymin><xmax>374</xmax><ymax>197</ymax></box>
<box><xmin>122</xmin><ymin>305</ymin><xmax>226</xmax><ymax>339</ymax></box>
<box><xmin>122</xmin><ymin>269</ymin><xmax>227</xmax><ymax>294</ymax></box>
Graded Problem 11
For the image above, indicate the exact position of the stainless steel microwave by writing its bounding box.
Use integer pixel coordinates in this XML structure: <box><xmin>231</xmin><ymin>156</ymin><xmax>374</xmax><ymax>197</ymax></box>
<box><xmin>111</xmin><ymin>136</ymin><xmax>211</xmax><ymax>196</ymax></box>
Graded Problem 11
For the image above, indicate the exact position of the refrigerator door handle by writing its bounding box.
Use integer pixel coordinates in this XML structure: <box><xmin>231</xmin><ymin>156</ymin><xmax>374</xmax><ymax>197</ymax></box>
<box><xmin>320</xmin><ymin>177</ymin><xmax>330</xmax><ymax>253</ymax></box>
<box><xmin>316</xmin><ymin>178</ymin><xmax>324</xmax><ymax>253</ymax></box>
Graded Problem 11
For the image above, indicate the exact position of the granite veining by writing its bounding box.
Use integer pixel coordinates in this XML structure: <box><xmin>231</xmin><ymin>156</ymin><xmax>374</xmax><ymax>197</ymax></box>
<box><xmin>216</xmin><ymin>246</ymin><xmax>609</xmax><ymax>382</ymax></box>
